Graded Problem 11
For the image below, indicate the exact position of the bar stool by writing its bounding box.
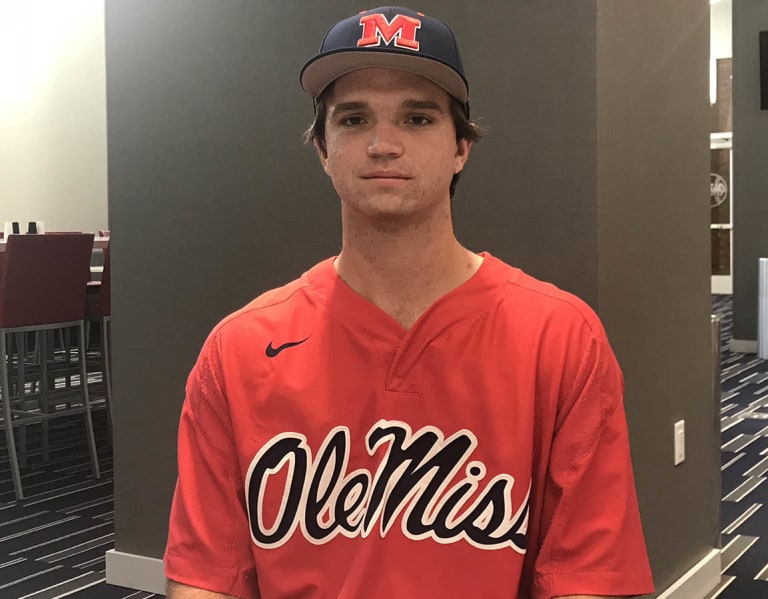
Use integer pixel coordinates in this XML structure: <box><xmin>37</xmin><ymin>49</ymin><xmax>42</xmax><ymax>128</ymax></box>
<box><xmin>0</xmin><ymin>233</ymin><xmax>100</xmax><ymax>502</ymax></box>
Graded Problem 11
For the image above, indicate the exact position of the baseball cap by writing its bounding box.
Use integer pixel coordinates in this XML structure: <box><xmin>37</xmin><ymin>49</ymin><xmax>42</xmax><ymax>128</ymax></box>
<box><xmin>300</xmin><ymin>6</ymin><xmax>469</xmax><ymax>116</ymax></box>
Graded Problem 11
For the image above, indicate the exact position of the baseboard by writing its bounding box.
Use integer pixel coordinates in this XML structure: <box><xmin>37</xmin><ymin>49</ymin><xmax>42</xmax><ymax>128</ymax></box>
<box><xmin>105</xmin><ymin>549</ymin><xmax>166</xmax><ymax>595</ymax></box>
<box><xmin>657</xmin><ymin>548</ymin><xmax>721</xmax><ymax>599</ymax></box>
<box><xmin>731</xmin><ymin>338</ymin><xmax>758</xmax><ymax>354</ymax></box>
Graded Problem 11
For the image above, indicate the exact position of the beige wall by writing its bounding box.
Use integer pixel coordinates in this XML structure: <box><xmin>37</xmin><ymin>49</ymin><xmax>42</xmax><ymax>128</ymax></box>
<box><xmin>0</xmin><ymin>0</ymin><xmax>108</xmax><ymax>233</ymax></box>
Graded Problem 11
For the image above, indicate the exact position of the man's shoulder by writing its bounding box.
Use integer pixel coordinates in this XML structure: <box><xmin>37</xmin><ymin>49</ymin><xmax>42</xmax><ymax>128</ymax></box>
<box><xmin>212</xmin><ymin>258</ymin><xmax>333</xmax><ymax>337</ymax></box>
<box><xmin>239</xmin><ymin>275</ymin><xmax>311</xmax><ymax>315</ymax></box>
<box><xmin>489</xmin><ymin>256</ymin><xmax>597</xmax><ymax>323</ymax></box>
<box><xmin>488</xmin><ymin>259</ymin><xmax>593</xmax><ymax>312</ymax></box>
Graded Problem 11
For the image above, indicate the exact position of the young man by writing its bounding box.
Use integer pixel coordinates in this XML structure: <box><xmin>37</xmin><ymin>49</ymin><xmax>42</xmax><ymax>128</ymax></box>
<box><xmin>164</xmin><ymin>6</ymin><xmax>655</xmax><ymax>599</ymax></box>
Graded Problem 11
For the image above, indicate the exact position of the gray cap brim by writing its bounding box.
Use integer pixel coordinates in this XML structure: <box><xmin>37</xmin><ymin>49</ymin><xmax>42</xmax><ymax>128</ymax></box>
<box><xmin>301</xmin><ymin>49</ymin><xmax>469</xmax><ymax>104</ymax></box>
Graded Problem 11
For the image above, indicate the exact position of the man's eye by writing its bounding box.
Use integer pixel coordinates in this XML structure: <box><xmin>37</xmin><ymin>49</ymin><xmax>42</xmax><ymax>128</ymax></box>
<box><xmin>407</xmin><ymin>115</ymin><xmax>432</xmax><ymax>126</ymax></box>
<box><xmin>341</xmin><ymin>115</ymin><xmax>366</xmax><ymax>126</ymax></box>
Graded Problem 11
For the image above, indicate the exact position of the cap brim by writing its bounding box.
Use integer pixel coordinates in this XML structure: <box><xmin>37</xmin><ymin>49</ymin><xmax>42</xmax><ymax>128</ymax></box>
<box><xmin>300</xmin><ymin>50</ymin><xmax>468</xmax><ymax>104</ymax></box>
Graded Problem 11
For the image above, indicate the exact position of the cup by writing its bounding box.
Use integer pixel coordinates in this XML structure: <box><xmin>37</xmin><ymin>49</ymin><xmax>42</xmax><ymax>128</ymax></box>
<box><xmin>27</xmin><ymin>221</ymin><xmax>37</xmax><ymax>234</ymax></box>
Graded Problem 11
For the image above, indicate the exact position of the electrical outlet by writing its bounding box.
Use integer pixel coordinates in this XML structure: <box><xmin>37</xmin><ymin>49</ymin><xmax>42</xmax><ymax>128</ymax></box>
<box><xmin>674</xmin><ymin>420</ymin><xmax>685</xmax><ymax>466</ymax></box>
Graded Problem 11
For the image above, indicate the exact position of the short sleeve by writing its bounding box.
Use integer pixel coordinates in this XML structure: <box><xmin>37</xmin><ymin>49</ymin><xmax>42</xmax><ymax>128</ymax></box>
<box><xmin>531</xmin><ymin>324</ymin><xmax>655</xmax><ymax>599</ymax></box>
<box><xmin>164</xmin><ymin>332</ymin><xmax>261</xmax><ymax>599</ymax></box>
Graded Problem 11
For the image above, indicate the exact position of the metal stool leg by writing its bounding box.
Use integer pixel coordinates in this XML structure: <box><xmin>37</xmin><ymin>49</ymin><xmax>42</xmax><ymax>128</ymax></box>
<box><xmin>40</xmin><ymin>331</ymin><xmax>50</xmax><ymax>462</ymax></box>
<box><xmin>17</xmin><ymin>333</ymin><xmax>27</xmax><ymax>469</ymax></box>
<box><xmin>98</xmin><ymin>317</ymin><xmax>114</xmax><ymax>447</ymax></box>
<box><xmin>77</xmin><ymin>322</ymin><xmax>100</xmax><ymax>480</ymax></box>
<box><xmin>1</xmin><ymin>331</ymin><xmax>24</xmax><ymax>501</ymax></box>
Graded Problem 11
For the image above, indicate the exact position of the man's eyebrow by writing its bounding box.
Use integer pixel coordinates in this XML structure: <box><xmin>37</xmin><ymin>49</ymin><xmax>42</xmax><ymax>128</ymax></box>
<box><xmin>328</xmin><ymin>99</ymin><xmax>447</xmax><ymax>116</ymax></box>
<box><xmin>329</xmin><ymin>101</ymin><xmax>368</xmax><ymax>116</ymax></box>
<box><xmin>402</xmin><ymin>99</ymin><xmax>446</xmax><ymax>113</ymax></box>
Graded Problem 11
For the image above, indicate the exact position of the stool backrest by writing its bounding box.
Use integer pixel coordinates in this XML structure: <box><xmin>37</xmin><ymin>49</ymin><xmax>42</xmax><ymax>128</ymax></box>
<box><xmin>0</xmin><ymin>233</ymin><xmax>94</xmax><ymax>328</ymax></box>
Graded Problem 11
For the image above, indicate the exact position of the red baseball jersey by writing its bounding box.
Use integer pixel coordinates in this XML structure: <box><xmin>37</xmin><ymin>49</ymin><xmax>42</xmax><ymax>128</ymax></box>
<box><xmin>164</xmin><ymin>253</ymin><xmax>654</xmax><ymax>599</ymax></box>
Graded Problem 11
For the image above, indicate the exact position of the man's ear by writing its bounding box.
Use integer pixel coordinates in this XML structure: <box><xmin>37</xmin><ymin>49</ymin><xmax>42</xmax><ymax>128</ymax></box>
<box><xmin>454</xmin><ymin>139</ymin><xmax>472</xmax><ymax>174</ymax></box>
<box><xmin>314</xmin><ymin>139</ymin><xmax>330</xmax><ymax>174</ymax></box>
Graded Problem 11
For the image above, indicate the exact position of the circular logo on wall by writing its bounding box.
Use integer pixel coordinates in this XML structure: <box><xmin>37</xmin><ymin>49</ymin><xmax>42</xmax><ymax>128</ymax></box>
<box><xmin>711</xmin><ymin>173</ymin><xmax>728</xmax><ymax>208</ymax></box>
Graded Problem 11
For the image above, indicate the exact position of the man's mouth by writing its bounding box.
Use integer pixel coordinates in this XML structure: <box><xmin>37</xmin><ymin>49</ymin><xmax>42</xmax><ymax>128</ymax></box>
<box><xmin>361</xmin><ymin>171</ymin><xmax>411</xmax><ymax>180</ymax></box>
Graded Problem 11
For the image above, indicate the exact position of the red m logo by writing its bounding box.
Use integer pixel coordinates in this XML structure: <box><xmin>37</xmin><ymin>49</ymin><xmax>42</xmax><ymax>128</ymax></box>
<box><xmin>357</xmin><ymin>14</ymin><xmax>422</xmax><ymax>51</ymax></box>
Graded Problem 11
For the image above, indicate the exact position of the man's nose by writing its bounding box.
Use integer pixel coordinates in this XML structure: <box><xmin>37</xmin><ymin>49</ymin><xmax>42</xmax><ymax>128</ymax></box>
<box><xmin>366</xmin><ymin>122</ymin><xmax>404</xmax><ymax>158</ymax></box>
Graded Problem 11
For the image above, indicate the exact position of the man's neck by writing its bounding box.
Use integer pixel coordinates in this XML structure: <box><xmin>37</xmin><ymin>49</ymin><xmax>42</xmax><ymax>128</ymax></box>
<box><xmin>335</xmin><ymin>213</ymin><xmax>483</xmax><ymax>329</ymax></box>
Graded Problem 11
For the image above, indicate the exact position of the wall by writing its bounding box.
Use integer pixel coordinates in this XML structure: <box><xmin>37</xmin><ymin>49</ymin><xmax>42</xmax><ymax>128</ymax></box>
<box><xmin>732</xmin><ymin>0</ymin><xmax>768</xmax><ymax>342</ymax></box>
<box><xmin>0</xmin><ymin>0</ymin><xmax>108</xmax><ymax>233</ymax></box>
<box><xmin>711</xmin><ymin>0</ymin><xmax>733</xmax><ymax>60</ymax></box>
<box><xmin>596</xmin><ymin>1</ymin><xmax>717</xmax><ymax>590</ymax></box>
<box><xmin>453</xmin><ymin>2</ymin><xmax>599</xmax><ymax>306</ymax></box>
<box><xmin>105</xmin><ymin>0</ymin><xmax>342</xmax><ymax>558</ymax></box>
<box><xmin>105</xmin><ymin>1</ymin><xmax>716</xmax><ymax>595</ymax></box>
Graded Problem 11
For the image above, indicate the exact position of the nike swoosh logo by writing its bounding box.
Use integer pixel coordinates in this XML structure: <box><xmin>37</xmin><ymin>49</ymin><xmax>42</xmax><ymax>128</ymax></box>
<box><xmin>265</xmin><ymin>337</ymin><xmax>310</xmax><ymax>357</ymax></box>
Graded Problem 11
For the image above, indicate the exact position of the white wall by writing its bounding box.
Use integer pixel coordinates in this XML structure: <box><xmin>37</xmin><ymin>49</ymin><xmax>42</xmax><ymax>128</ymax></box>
<box><xmin>711</xmin><ymin>0</ymin><xmax>733</xmax><ymax>59</ymax></box>
<box><xmin>0</xmin><ymin>0</ymin><xmax>108</xmax><ymax>233</ymax></box>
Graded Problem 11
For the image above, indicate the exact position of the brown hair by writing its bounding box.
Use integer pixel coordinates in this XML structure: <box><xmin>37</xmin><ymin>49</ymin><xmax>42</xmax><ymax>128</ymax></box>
<box><xmin>303</xmin><ymin>83</ymin><xmax>485</xmax><ymax>198</ymax></box>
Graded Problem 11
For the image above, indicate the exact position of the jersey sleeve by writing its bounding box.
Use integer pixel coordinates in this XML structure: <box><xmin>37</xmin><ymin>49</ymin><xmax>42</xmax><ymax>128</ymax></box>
<box><xmin>164</xmin><ymin>331</ymin><xmax>261</xmax><ymax>599</ymax></box>
<box><xmin>530</xmin><ymin>318</ymin><xmax>655</xmax><ymax>599</ymax></box>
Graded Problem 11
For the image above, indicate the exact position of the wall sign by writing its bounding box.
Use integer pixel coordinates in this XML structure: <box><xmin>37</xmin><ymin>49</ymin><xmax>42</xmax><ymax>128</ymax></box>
<box><xmin>710</xmin><ymin>172</ymin><xmax>728</xmax><ymax>208</ymax></box>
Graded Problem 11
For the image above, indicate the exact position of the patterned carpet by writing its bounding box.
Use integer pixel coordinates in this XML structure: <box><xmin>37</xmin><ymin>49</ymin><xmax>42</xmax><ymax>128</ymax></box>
<box><xmin>0</xmin><ymin>332</ymin><xmax>162</xmax><ymax>599</ymax></box>
<box><xmin>0</xmin><ymin>297</ymin><xmax>765</xmax><ymax>598</ymax></box>
<box><xmin>0</xmin><ymin>408</ymin><xmax>161</xmax><ymax>599</ymax></box>
<box><xmin>706</xmin><ymin>294</ymin><xmax>768</xmax><ymax>598</ymax></box>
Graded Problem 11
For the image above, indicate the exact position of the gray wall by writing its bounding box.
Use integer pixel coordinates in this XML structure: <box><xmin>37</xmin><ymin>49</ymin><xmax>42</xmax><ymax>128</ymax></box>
<box><xmin>596</xmin><ymin>1</ymin><xmax>717</xmax><ymax>588</ymax></box>
<box><xmin>733</xmin><ymin>0</ymin><xmax>768</xmax><ymax>341</ymax></box>
<box><xmin>105</xmin><ymin>0</ymin><xmax>342</xmax><ymax>556</ymax></box>
<box><xmin>106</xmin><ymin>0</ymin><xmax>716</xmax><ymax>593</ymax></box>
<box><xmin>453</xmin><ymin>3</ymin><xmax>599</xmax><ymax>306</ymax></box>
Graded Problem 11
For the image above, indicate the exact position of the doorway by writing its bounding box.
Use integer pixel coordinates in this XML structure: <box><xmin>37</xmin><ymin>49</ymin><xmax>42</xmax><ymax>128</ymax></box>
<box><xmin>711</xmin><ymin>131</ymin><xmax>732</xmax><ymax>294</ymax></box>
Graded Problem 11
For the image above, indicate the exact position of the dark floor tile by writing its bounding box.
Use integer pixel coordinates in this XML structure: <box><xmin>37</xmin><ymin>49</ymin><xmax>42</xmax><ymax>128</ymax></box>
<box><xmin>0</xmin><ymin>565</ymin><xmax>81</xmax><ymax>599</ymax></box>
<box><xmin>729</xmin><ymin>500</ymin><xmax>768</xmax><ymax>537</ymax></box>
<box><xmin>722</xmin><ymin>451</ymin><xmax>768</xmax><ymax>479</ymax></box>
<box><xmin>730</xmin><ymin>418</ymin><xmax>768</xmax><ymax>435</ymax></box>
<box><xmin>721</xmin><ymin>501</ymin><xmax>759</xmax><ymax>532</ymax></box>
<box><xmin>721</xmin><ymin>427</ymin><xmax>744</xmax><ymax>446</ymax></box>
<box><xmin>0</xmin><ymin>510</ymin><xmax>68</xmax><ymax>538</ymax></box>
<box><xmin>0</xmin><ymin>516</ymin><xmax>99</xmax><ymax>553</ymax></box>
<box><xmin>715</xmin><ymin>574</ymin><xmax>768</xmax><ymax>599</ymax></box>
<box><xmin>14</xmin><ymin>521</ymin><xmax>114</xmax><ymax>560</ymax></box>
<box><xmin>723</xmin><ymin>535</ymin><xmax>768</xmax><ymax>580</ymax></box>
<box><xmin>56</xmin><ymin>542</ymin><xmax>111</xmax><ymax>570</ymax></box>
<box><xmin>0</xmin><ymin>557</ymin><xmax>52</xmax><ymax>586</ymax></box>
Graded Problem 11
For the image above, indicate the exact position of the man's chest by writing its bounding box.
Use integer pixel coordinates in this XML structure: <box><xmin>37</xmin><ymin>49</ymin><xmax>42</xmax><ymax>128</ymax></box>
<box><xmin>224</xmin><ymin>334</ymin><xmax>554</xmax><ymax>555</ymax></box>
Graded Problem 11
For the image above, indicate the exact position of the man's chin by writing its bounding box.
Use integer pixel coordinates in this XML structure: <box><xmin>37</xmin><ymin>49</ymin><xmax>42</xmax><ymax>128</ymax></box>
<box><xmin>360</xmin><ymin>206</ymin><xmax>437</xmax><ymax>233</ymax></box>
<box><xmin>339</xmin><ymin>193</ymin><xmax>444</xmax><ymax>229</ymax></box>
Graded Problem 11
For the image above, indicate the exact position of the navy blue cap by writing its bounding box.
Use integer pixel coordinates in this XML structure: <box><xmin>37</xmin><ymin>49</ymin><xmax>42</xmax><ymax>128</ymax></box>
<box><xmin>300</xmin><ymin>7</ymin><xmax>469</xmax><ymax>115</ymax></box>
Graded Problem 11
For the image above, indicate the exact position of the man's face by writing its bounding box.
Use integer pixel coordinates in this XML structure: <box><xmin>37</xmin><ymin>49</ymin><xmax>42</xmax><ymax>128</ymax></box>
<box><xmin>316</xmin><ymin>68</ymin><xmax>471</xmax><ymax>227</ymax></box>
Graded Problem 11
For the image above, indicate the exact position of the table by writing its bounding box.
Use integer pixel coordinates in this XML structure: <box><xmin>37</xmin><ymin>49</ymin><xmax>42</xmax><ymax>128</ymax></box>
<box><xmin>0</xmin><ymin>236</ymin><xmax>109</xmax><ymax>252</ymax></box>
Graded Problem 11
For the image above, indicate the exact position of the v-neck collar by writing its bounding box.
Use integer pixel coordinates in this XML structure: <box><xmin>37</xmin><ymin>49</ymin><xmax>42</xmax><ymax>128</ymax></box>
<box><xmin>306</xmin><ymin>253</ymin><xmax>506</xmax><ymax>336</ymax></box>
<box><xmin>304</xmin><ymin>252</ymin><xmax>510</xmax><ymax>394</ymax></box>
